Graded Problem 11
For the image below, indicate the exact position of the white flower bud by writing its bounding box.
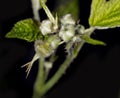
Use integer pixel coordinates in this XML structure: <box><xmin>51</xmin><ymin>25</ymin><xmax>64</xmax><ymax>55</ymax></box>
<box><xmin>40</xmin><ymin>20</ymin><xmax>53</xmax><ymax>35</ymax></box>
<box><xmin>51</xmin><ymin>38</ymin><xmax>60</xmax><ymax>49</ymax></box>
<box><xmin>44</xmin><ymin>62</ymin><xmax>53</xmax><ymax>69</ymax></box>
<box><xmin>60</xmin><ymin>14</ymin><xmax>75</xmax><ymax>25</ymax></box>
<box><xmin>72</xmin><ymin>36</ymin><xmax>81</xmax><ymax>42</ymax></box>
<box><xmin>59</xmin><ymin>24</ymin><xmax>75</xmax><ymax>42</ymax></box>
<box><xmin>46</xmin><ymin>35</ymin><xmax>61</xmax><ymax>49</ymax></box>
<box><xmin>76</xmin><ymin>24</ymin><xmax>85</xmax><ymax>34</ymax></box>
<box><xmin>35</xmin><ymin>36</ymin><xmax>60</xmax><ymax>58</ymax></box>
<box><xmin>35</xmin><ymin>40</ymin><xmax>53</xmax><ymax>57</ymax></box>
<box><xmin>44</xmin><ymin>61</ymin><xmax>53</xmax><ymax>76</ymax></box>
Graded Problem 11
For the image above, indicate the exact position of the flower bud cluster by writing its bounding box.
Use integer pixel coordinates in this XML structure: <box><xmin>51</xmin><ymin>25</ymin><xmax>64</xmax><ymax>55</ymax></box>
<box><xmin>37</xmin><ymin>14</ymin><xmax>86</xmax><ymax>57</ymax></box>
<box><xmin>23</xmin><ymin>14</ymin><xmax>86</xmax><ymax>76</ymax></box>
<box><xmin>59</xmin><ymin>14</ymin><xmax>76</xmax><ymax>42</ymax></box>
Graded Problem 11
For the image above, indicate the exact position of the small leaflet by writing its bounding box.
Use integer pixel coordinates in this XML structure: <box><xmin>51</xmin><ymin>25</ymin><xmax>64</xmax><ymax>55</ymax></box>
<box><xmin>6</xmin><ymin>19</ymin><xmax>43</xmax><ymax>42</ymax></box>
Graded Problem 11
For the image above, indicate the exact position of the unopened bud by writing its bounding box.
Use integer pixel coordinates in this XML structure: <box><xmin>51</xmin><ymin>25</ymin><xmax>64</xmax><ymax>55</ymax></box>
<box><xmin>61</xmin><ymin>14</ymin><xmax>75</xmax><ymax>25</ymax></box>
<box><xmin>35</xmin><ymin>35</ymin><xmax>60</xmax><ymax>57</ymax></box>
<box><xmin>59</xmin><ymin>24</ymin><xmax>75</xmax><ymax>42</ymax></box>
<box><xmin>40</xmin><ymin>20</ymin><xmax>53</xmax><ymax>35</ymax></box>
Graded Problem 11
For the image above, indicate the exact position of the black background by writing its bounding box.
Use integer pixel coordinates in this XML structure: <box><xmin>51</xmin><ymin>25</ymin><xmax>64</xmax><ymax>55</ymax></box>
<box><xmin>0</xmin><ymin>0</ymin><xmax>120</xmax><ymax>98</ymax></box>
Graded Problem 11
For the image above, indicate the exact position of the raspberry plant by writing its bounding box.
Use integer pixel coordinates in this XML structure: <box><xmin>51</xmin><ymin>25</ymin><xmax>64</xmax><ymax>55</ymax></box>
<box><xmin>3</xmin><ymin>0</ymin><xmax>120</xmax><ymax>98</ymax></box>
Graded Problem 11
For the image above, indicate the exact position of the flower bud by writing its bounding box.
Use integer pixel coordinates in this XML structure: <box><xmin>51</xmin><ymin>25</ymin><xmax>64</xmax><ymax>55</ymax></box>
<box><xmin>59</xmin><ymin>24</ymin><xmax>75</xmax><ymax>42</ymax></box>
<box><xmin>76</xmin><ymin>24</ymin><xmax>85</xmax><ymax>34</ymax></box>
<box><xmin>72</xmin><ymin>36</ymin><xmax>81</xmax><ymax>42</ymax></box>
<box><xmin>45</xmin><ymin>35</ymin><xmax>61</xmax><ymax>49</ymax></box>
<box><xmin>40</xmin><ymin>19</ymin><xmax>53</xmax><ymax>35</ymax></box>
<box><xmin>35</xmin><ymin>35</ymin><xmax>60</xmax><ymax>57</ymax></box>
<box><xmin>49</xmin><ymin>36</ymin><xmax>61</xmax><ymax>49</ymax></box>
<box><xmin>35</xmin><ymin>40</ymin><xmax>53</xmax><ymax>57</ymax></box>
<box><xmin>60</xmin><ymin>14</ymin><xmax>75</xmax><ymax>25</ymax></box>
<box><xmin>44</xmin><ymin>62</ymin><xmax>53</xmax><ymax>70</ymax></box>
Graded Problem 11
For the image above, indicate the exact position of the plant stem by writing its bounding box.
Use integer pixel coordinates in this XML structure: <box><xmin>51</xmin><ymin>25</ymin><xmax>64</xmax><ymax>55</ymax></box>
<box><xmin>33</xmin><ymin>57</ymin><xmax>45</xmax><ymax>98</ymax></box>
<box><xmin>31</xmin><ymin>0</ymin><xmax>41</xmax><ymax>21</ymax></box>
<box><xmin>40</xmin><ymin>27</ymin><xmax>95</xmax><ymax>95</ymax></box>
<box><xmin>39</xmin><ymin>0</ymin><xmax>55</xmax><ymax>23</ymax></box>
<box><xmin>41</xmin><ymin>40</ymin><xmax>85</xmax><ymax>95</ymax></box>
<box><xmin>32</xmin><ymin>27</ymin><xmax>95</xmax><ymax>98</ymax></box>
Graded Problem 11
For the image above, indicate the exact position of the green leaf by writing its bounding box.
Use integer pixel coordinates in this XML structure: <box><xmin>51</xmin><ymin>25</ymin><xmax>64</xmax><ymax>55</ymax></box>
<box><xmin>89</xmin><ymin>0</ymin><xmax>120</xmax><ymax>28</ymax></box>
<box><xmin>54</xmin><ymin>0</ymin><xmax>79</xmax><ymax>20</ymax></box>
<box><xmin>6</xmin><ymin>19</ymin><xmax>43</xmax><ymax>42</ymax></box>
<box><xmin>82</xmin><ymin>35</ymin><xmax>106</xmax><ymax>46</ymax></box>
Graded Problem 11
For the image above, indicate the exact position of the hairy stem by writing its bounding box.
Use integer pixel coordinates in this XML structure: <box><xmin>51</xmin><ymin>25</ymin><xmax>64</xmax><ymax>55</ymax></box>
<box><xmin>33</xmin><ymin>57</ymin><xmax>45</xmax><ymax>98</ymax></box>
<box><xmin>39</xmin><ymin>27</ymin><xmax>95</xmax><ymax>95</ymax></box>
<box><xmin>32</xmin><ymin>27</ymin><xmax>95</xmax><ymax>98</ymax></box>
<box><xmin>31</xmin><ymin>0</ymin><xmax>41</xmax><ymax>21</ymax></box>
<box><xmin>39</xmin><ymin>0</ymin><xmax>55</xmax><ymax>23</ymax></box>
<box><xmin>41</xmin><ymin>40</ymin><xmax>85</xmax><ymax>94</ymax></box>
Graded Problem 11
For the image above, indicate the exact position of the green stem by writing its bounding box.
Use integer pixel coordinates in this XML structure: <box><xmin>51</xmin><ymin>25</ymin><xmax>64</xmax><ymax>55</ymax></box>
<box><xmin>32</xmin><ymin>27</ymin><xmax>95</xmax><ymax>98</ymax></box>
<box><xmin>38</xmin><ymin>27</ymin><xmax>95</xmax><ymax>95</ymax></box>
<box><xmin>31</xmin><ymin>0</ymin><xmax>41</xmax><ymax>21</ymax></box>
<box><xmin>33</xmin><ymin>57</ymin><xmax>45</xmax><ymax>98</ymax></box>
<box><xmin>39</xmin><ymin>0</ymin><xmax>55</xmax><ymax>23</ymax></box>
<box><xmin>41</xmin><ymin>40</ymin><xmax>85</xmax><ymax>95</ymax></box>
